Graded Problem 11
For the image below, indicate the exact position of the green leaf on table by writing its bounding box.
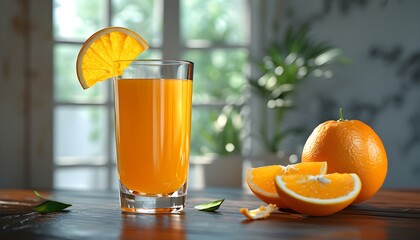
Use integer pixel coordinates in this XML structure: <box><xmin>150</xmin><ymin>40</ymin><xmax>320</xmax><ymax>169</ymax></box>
<box><xmin>33</xmin><ymin>191</ymin><xmax>72</xmax><ymax>213</ymax></box>
<box><xmin>194</xmin><ymin>199</ymin><xmax>224</xmax><ymax>212</ymax></box>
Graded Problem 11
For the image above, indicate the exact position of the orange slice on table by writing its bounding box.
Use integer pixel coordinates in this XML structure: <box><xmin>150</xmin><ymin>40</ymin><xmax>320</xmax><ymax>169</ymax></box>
<box><xmin>274</xmin><ymin>173</ymin><xmax>362</xmax><ymax>216</ymax></box>
<box><xmin>76</xmin><ymin>27</ymin><xmax>149</xmax><ymax>89</ymax></box>
<box><xmin>245</xmin><ymin>162</ymin><xmax>327</xmax><ymax>208</ymax></box>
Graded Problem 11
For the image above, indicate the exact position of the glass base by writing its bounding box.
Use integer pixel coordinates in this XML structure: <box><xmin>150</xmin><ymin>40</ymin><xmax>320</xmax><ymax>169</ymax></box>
<box><xmin>119</xmin><ymin>182</ymin><xmax>187</xmax><ymax>214</ymax></box>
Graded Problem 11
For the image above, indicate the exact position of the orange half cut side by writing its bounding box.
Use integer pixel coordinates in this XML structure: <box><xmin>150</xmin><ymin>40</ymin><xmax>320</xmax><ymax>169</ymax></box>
<box><xmin>245</xmin><ymin>162</ymin><xmax>327</xmax><ymax>208</ymax></box>
<box><xmin>274</xmin><ymin>173</ymin><xmax>361</xmax><ymax>216</ymax></box>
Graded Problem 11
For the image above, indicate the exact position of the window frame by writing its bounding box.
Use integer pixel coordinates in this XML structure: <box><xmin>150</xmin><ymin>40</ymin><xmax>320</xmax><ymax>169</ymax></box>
<box><xmin>30</xmin><ymin>0</ymin><xmax>271</xmax><ymax>190</ymax></box>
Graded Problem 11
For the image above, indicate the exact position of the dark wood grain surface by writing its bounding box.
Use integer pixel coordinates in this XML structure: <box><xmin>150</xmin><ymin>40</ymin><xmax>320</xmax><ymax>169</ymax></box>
<box><xmin>0</xmin><ymin>188</ymin><xmax>419</xmax><ymax>239</ymax></box>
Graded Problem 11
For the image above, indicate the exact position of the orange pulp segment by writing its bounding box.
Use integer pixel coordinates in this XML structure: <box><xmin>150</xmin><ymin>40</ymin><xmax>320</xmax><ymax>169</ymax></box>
<box><xmin>239</xmin><ymin>204</ymin><xmax>277</xmax><ymax>220</ymax></box>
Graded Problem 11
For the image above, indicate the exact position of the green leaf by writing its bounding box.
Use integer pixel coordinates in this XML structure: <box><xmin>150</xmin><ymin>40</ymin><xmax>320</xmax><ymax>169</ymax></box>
<box><xmin>313</xmin><ymin>49</ymin><xmax>342</xmax><ymax>66</ymax></box>
<box><xmin>34</xmin><ymin>200</ymin><xmax>72</xmax><ymax>214</ymax></box>
<box><xmin>33</xmin><ymin>191</ymin><xmax>72</xmax><ymax>213</ymax></box>
<box><xmin>194</xmin><ymin>199</ymin><xmax>224</xmax><ymax>212</ymax></box>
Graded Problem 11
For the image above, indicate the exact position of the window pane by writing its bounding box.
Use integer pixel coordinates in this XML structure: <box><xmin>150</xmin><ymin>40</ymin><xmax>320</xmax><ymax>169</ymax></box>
<box><xmin>109</xmin><ymin>111</ymin><xmax>117</xmax><ymax>164</ymax></box>
<box><xmin>112</xmin><ymin>0</ymin><xmax>163</xmax><ymax>46</ymax></box>
<box><xmin>54</xmin><ymin>44</ymin><xmax>107</xmax><ymax>103</ymax></box>
<box><xmin>191</xmin><ymin>108</ymin><xmax>219</xmax><ymax>155</ymax></box>
<box><xmin>53</xmin><ymin>0</ymin><xmax>107</xmax><ymax>41</ymax></box>
<box><xmin>191</xmin><ymin>107</ymin><xmax>243</xmax><ymax>156</ymax></box>
<box><xmin>137</xmin><ymin>49</ymin><xmax>162</xmax><ymax>59</ymax></box>
<box><xmin>181</xmin><ymin>0</ymin><xmax>249</xmax><ymax>45</ymax></box>
<box><xmin>112</xmin><ymin>167</ymin><xmax>119</xmax><ymax>191</ymax></box>
<box><xmin>183</xmin><ymin>49</ymin><xmax>248</xmax><ymax>103</ymax></box>
<box><xmin>54</xmin><ymin>106</ymin><xmax>107</xmax><ymax>164</ymax></box>
<box><xmin>54</xmin><ymin>167</ymin><xmax>108</xmax><ymax>190</ymax></box>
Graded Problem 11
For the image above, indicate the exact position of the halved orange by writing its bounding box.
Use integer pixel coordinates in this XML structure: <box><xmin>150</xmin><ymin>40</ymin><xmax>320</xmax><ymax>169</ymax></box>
<box><xmin>274</xmin><ymin>173</ymin><xmax>361</xmax><ymax>216</ymax></box>
<box><xmin>245</xmin><ymin>162</ymin><xmax>327</xmax><ymax>208</ymax></box>
<box><xmin>76</xmin><ymin>27</ymin><xmax>149</xmax><ymax>89</ymax></box>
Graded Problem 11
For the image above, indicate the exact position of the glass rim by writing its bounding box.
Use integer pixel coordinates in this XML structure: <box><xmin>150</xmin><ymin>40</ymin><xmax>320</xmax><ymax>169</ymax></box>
<box><xmin>114</xmin><ymin>59</ymin><xmax>194</xmax><ymax>66</ymax></box>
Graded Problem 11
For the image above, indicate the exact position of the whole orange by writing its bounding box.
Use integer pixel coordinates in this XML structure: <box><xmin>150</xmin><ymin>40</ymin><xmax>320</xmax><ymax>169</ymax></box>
<box><xmin>301</xmin><ymin>109</ymin><xmax>387</xmax><ymax>204</ymax></box>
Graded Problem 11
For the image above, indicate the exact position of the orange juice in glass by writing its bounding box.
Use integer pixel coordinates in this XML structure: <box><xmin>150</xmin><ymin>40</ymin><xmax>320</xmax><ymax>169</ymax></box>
<box><xmin>113</xmin><ymin>60</ymin><xmax>193</xmax><ymax>214</ymax></box>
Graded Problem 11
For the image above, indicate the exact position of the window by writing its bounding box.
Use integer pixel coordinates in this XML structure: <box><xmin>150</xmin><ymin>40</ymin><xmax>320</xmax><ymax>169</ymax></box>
<box><xmin>53</xmin><ymin>0</ymin><xmax>250</xmax><ymax>190</ymax></box>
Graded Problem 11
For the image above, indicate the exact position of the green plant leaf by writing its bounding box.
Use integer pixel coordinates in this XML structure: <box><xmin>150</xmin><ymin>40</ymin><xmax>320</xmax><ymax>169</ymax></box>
<box><xmin>194</xmin><ymin>199</ymin><xmax>224</xmax><ymax>212</ymax></box>
<box><xmin>33</xmin><ymin>191</ymin><xmax>72</xmax><ymax>213</ymax></box>
<box><xmin>313</xmin><ymin>49</ymin><xmax>342</xmax><ymax>66</ymax></box>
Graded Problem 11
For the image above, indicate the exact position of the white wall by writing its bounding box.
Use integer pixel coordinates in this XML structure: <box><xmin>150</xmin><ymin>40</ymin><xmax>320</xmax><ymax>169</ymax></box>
<box><xmin>279</xmin><ymin>0</ymin><xmax>420</xmax><ymax>188</ymax></box>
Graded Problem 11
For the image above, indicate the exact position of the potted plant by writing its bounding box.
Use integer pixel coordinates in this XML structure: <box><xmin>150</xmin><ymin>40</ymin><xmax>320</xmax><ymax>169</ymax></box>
<box><xmin>195</xmin><ymin>104</ymin><xmax>245</xmax><ymax>188</ymax></box>
<box><xmin>194</xmin><ymin>24</ymin><xmax>348</xmax><ymax>188</ymax></box>
<box><xmin>247</xmin><ymin>24</ymin><xmax>348</xmax><ymax>163</ymax></box>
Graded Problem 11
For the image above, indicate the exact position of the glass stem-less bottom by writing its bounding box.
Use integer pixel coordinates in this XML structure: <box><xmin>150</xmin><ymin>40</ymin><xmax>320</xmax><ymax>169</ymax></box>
<box><xmin>119</xmin><ymin>182</ymin><xmax>187</xmax><ymax>214</ymax></box>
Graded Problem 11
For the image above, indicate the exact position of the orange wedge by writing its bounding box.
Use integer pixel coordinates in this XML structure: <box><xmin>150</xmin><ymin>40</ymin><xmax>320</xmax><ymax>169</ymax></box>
<box><xmin>76</xmin><ymin>27</ymin><xmax>149</xmax><ymax>89</ymax></box>
<box><xmin>274</xmin><ymin>173</ymin><xmax>361</xmax><ymax>216</ymax></box>
<box><xmin>245</xmin><ymin>162</ymin><xmax>327</xmax><ymax>208</ymax></box>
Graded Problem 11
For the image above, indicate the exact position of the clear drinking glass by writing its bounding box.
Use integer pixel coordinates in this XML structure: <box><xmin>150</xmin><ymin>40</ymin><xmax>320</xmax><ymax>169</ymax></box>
<box><xmin>113</xmin><ymin>60</ymin><xmax>194</xmax><ymax>213</ymax></box>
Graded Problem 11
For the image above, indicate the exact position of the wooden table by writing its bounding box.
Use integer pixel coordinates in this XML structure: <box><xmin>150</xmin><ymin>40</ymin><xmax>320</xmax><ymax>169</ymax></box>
<box><xmin>0</xmin><ymin>188</ymin><xmax>419</xmax><ymax>239</ymax></box>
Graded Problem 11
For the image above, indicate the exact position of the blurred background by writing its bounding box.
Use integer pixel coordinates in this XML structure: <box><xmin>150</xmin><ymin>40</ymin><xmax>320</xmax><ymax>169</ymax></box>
<box><xmin>1</xmin><ymin>0</ymin><xmax>419</xmax><ymax>191</ymax></box>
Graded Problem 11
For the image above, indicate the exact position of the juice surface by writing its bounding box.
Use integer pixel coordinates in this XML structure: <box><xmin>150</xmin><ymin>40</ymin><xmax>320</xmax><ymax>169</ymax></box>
<box><xmin>114</xmin><ymin>78</ymin><xmax>192</xmax><ymax>194</ymax></box>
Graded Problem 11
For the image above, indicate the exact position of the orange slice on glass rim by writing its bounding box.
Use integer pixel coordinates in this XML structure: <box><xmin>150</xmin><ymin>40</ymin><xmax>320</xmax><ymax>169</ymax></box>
<box><xmin>274</xmin><ymin>173</ymin><xmax>362</xmax><ymax>216</ymax></box>
<box><xmin>76</xmin><ymin>27</ymin><xmax>149</xmax><ymax>89</ymax></box>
